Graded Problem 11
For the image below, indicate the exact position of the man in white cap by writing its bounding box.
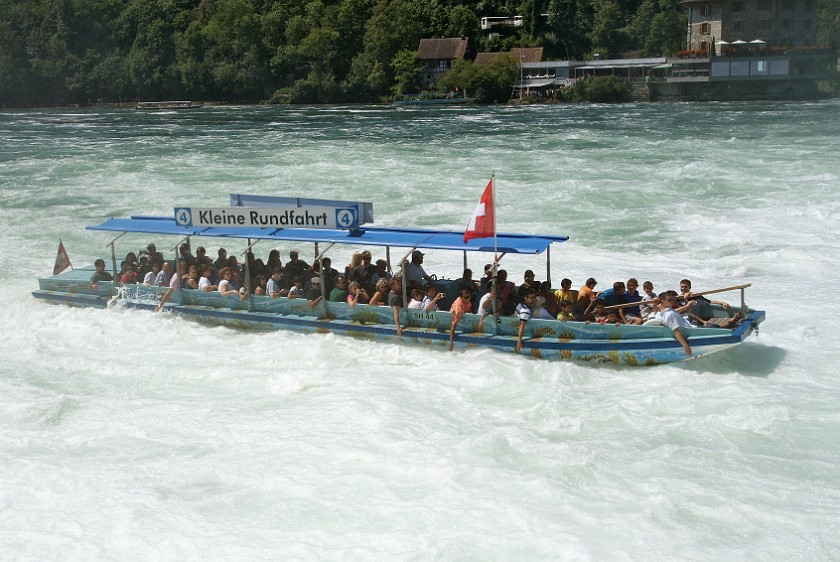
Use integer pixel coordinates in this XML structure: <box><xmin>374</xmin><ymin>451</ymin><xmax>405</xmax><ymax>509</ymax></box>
<box><xmin>404</xmin><ymin>249</ymin><xmax>433</xmax><ymax>291</ymax></box>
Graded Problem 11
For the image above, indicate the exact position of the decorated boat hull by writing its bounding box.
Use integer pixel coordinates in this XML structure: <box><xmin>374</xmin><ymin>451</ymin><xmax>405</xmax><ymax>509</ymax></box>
<box><xmin>34</xmin><ymin>268</ymin><xmax>764</xmax><ymax>366</ymax></box>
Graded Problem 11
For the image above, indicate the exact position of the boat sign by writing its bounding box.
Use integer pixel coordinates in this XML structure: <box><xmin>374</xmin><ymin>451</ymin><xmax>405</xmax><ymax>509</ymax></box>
<box><xmin>174</xmin><ymin>206</ymin><xmax>359</xmax><ymax>230</ymax></box>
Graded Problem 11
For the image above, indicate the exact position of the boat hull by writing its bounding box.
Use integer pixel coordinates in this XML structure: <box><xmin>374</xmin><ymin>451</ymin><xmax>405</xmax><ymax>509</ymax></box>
<box><xmin>33</xmin><ymin>271</ymin><xmax>764</xmax><ymax>366</ymax></box>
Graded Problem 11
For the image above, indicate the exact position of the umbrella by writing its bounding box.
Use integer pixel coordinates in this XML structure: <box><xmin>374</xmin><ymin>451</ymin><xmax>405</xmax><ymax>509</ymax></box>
<box><xmin>731</xmin><ymin>40</ymin><xmax>747</xmax><ymax>45</ymax></box>
<box><xmin>750</xmin><ymin>39</ymin><xmax>766</xmax><ymax>44</ymax></box>
<box><xmin>716</xmin><ymin>40</ymin><xmax>730</xmax><ymax>45</ymax></box>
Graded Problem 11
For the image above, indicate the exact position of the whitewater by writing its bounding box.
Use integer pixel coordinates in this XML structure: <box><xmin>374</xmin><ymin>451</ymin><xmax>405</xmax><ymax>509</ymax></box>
<box><xmin>1</xmin><ymin>101</ymin><xmax>839</xmax><ymax>560</ymax></box>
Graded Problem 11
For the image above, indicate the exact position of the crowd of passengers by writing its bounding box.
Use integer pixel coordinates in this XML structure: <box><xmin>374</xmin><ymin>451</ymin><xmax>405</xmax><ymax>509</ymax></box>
<box><xmin>90</xmin><ymin>242</ymin><xmax>742</xmax><ymax>333</ymax></box>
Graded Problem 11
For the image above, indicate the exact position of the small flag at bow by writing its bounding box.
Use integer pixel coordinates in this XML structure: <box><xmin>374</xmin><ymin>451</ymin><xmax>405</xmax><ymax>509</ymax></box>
<box><xmin>463</xmin><ymin>178</ymin><xmax>495</xmax><ymax>243</ymax></box>
<box><xmin>54</xmin><ymin>239</ymin><xmax>72</xmax><ymax>275</ymax></box>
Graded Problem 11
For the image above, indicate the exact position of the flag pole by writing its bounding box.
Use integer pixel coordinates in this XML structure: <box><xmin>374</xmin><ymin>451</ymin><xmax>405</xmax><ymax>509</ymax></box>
<box><xmin>491</xmin><ymin>174</ymin><xmax>499</xmax><ymax>336</ymax></box>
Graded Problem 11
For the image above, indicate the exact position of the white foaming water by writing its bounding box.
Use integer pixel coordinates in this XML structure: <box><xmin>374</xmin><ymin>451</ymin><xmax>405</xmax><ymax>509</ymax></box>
<box><xmin>1</xmin><ymin>102</ymin><xmax>839</xmax><ymax>560</ymax></box>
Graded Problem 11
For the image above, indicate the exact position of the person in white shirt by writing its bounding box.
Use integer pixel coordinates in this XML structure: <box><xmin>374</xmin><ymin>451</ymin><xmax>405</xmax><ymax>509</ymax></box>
<box><xmin>654</xmin><ymin>292</ymin><xmax>692</xmax><ymax>356</ymax></box>
<box><xmin>217</xmin><ymin>267</ymin><xmax>239</xmax><ymax>297</ymax></box>
<box><xmin>198</xmin><ymin>265</ymin><xmax>217</xmax><ymax>292</ymax></box>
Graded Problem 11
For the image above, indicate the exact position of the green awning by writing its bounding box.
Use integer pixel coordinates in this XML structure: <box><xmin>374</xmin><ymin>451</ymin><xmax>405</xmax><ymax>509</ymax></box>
<box><xmin>650</xmin><ymin>63</ymin><xmax>673</xmax><ymax>70</ymax></box>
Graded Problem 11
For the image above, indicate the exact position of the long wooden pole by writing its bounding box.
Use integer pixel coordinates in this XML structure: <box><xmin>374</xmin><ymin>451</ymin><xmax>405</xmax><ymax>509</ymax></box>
<box><xmin>603</xmin><ymin>283</ymin><xmax>752</xmax><ymax>311</ymax></box>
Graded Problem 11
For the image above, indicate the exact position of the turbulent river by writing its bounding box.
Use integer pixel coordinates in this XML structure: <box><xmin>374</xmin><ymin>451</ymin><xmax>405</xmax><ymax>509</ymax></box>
<box><xmin>1</xmin><ymin>101</ymin><xmax>839</xmax><ymax>560</ymax></box>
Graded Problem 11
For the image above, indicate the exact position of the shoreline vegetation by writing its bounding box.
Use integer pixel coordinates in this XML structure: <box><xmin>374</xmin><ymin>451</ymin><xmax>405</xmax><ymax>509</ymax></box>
<box><xmin>2</xmin><ymin>0</ymin><xmax>839</xmax><ymax>109</ymax></box>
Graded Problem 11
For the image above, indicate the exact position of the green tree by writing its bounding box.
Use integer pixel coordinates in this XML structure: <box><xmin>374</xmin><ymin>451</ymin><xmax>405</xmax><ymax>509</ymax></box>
<box><xmin>390</xmin><ymin>48</ymin><xmax>424</xmax><ymax>94</ymax></box>
<box><xmin>590</xmin><ymin>0</ymin><xmax>627</xmax><ymax>58</ymax></box>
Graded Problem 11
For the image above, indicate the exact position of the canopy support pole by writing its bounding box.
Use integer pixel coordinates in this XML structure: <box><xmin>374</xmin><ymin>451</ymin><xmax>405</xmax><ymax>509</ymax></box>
<box><xmin>105</xmin><ymin>231</ymin><xmax>128</xmax><ymax>278</ymax></box>
<box><xmin>314</xmin><ymin>243</ymin><xmax>335</xmax><ymax>314</ymax></box>
<box><xmin>545</xmin><ymin>245</ymin><xmax>552</xmax><ymax>287</ymax></box>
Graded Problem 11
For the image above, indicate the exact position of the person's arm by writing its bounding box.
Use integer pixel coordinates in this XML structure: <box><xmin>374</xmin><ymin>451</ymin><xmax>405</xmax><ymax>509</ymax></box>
<box><xmin>515</xmin><ymin>319</ymin><xmax>526</xmax><ymax>353</ymax></box>
<box><xmin>672</xmin><ymin>328</ymin><xmax>691</xmax><ymax>356</ymax></box>
<box><xmin>424</xmin><ymin>293</ymin><xmax>443</xmax><ymax>312</ymax></box>
<box><xmin>392</xmin><ymin>305</ymin><xmax>403</xmax><ymax>336</ymax></box>
<box><xmin>449</xmin><ymin>314</ymin><xmax>459</xmax><ymax>351</ymax></box>
<box><xmin>369</xmin><ymin>291</ymin><xmax>384</xmax><ymax>306</ymax></box>
<box><xmin>307</xmin><ymin>295</ymin><xmax>322</xmax><ymax>310</ymax></box>
<box><xmin>155</xmin><ymin>288</ymin><xmax>174</xmax><ymax>312</ymax></box>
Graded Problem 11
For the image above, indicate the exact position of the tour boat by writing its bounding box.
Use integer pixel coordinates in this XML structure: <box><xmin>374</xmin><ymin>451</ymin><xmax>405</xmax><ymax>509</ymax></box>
<box><xmin>33</xmin><ymin>195</ymin><xmax>764</xmax><ymax>366</ymax></box>
<box><xmin>136</xmin><ymin>101</ymin><xmax>203</xmax><ymax>110</ymax></box>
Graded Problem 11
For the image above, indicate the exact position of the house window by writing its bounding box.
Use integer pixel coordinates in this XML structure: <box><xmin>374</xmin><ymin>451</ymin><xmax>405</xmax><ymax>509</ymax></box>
<box><xmin>700</xmin><ymin>22</ymin><xmax>711</xmax><ymax>34</ymax></box>
<box><xmin>805</xmin><ymin>0</ymin><xmax>813</xmax><ymax>9</ymax></box>
<box><xmin>732</xmin><ymin>21</ymin><xmax>743</xmax><ymax>32</ymax></box>
<box><xmin>700</xmin><ymin>41</ymin><xmax>709</xmax><ymax>52</ymax></box>
<box><xmin>701</xmin><ymin>3</ymin><xmax>711</xmax><ymax>15</ymax></box>
<box><xmin>783</xmin><ymin>19</ymin><xmax>791</xmax><ymax>30</ymax></box>
<box><xmin>758</xmin><ymin>0</ymin><xmax>770</xmax><ymax>9</ymax></box>
<box><xmin>758</xmin><ymin>19</ymin><xmax>769</xmax><ymax>30</ymax></box>
<box><xmin>731</xmin><ymin>2</ymin><xmax>744</xmax><ymax>12</ymax></box>
<box><xmin>783</xmin><ymin>0</ymin><xmax>795</xmax><ymax>9</ymax></box>
<box><xmin>803</xmin><ymin>18</ymin><xmax>812</xmax><ymax>30</ymax></box>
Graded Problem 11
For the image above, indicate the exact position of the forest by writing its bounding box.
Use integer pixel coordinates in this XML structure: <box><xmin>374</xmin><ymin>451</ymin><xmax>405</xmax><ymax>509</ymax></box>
<box><xmin>1</xmin><ymin>0</ymin><xmax>839</xmax><ymax>107</ymax></box>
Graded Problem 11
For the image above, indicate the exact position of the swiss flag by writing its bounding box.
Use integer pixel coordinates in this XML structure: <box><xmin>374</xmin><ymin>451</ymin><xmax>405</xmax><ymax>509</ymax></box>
<box><xmin>463</xmin><ymin>179</ymin><xmax>495</xmax><ymax>243</ymax></box>
<box><xmin>53</xmin><ymin>239</ymin><xmax>72</xmax><ymax>275</ymax></box>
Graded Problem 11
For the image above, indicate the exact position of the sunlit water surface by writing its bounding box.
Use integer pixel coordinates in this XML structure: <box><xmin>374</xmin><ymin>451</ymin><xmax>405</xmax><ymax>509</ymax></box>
<box><xmin>1</xmin><ymin>102</ymin><xmax>839</xmax><ymax>560</ymax></box>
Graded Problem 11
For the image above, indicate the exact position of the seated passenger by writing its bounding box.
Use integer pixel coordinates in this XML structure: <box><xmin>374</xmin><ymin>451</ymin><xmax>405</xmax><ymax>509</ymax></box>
<box><xmin>89</xmin><ymin>258</ymin><xmax>113</xmax><ymax>288</ymax></box>
<box><xmin>574</xmin><ymin>277</ymin><xmax>598</xmax><ymax>317</ymax></box>
<box><xmin>494</xmin><ymin>270</ymin><xmax>516</xmax><ymax>316</ymax></box>
<box><xmin>217</xmin><ymin>267</ymin><xmax>239</xmax><ymax>297</ymax></box>
<box><xmin>119</xmin><ymin>265</ymin><xmax>138</xmax><ymax>284</ymax></box>
<box><xmin>476</xmin><ymin>289</ymin><xmax>496</xmax><ymax>332</ymax></box>
<box><xmin>534</xmin><ymin>281</ymin><xmax>558</xmax><ymax>319</ymax></box>
<box><xmin>284</xmin><ymin>250</ymin><xmax>310</xmax><ymax>290</ymax></box>
<box><xmin>185</xmin><ymin>265</ymin><xmax>199</xmax><ymax>289</ymax></box>
<box><xmin>581</xmin><ymin>299</ymin><xmax>606</xmax><ymax>323</ymax></box>
<box><xmin>405</xmin><ymin>250</ymin><xmax>433</xmax><ymax>290</ymax></box>
<box><xmin>288</xmin><ymin>276</ymin><xmax>306</xmax><ymax>299</ymax></box>
<box><xmin>370</xmin><ymin>259</ymin><xmax>392</xmax><ymax>286</ymax></box>
<box><xmin>329</xmin><ymin>276</ymin><xmax>348</xmax><ymax>302</ymax></box>
<box><xmin>517</xmin><ymin>270</ymin><xmax>538</xmax><ymax>299</ymax></box>
<box><xmin>155</xmin><ymin>262</ymin><xmax>172</xmax><ymax>287</ymax></box>
<box><xmin>515</xmin><ymin>289</ymin><xmax>537</xmax><ymax>353</ymax></box>
<box><xmin>556</xmin><ymin>300</ymin><xmax>574</xmax><ymax>321</ymax></box>
<box><xmin>597</xmin><ymin>281</ymin><xmax>627</xmax><ymax>307</ymax></box>
<box><xmin>679</xmin><ymin>278</ymin><xmax>734</xmax><ymax>322</ymax></box>
<box><xmin>214</xmin><ymin>248</ymin><xmax>229</xmax><ymax>271</ymax></box>
<box><xmin>368</xmin><ymin>278</ymin><xmax>389</xmax><ymax>306</ymax></box>
<box><xmin>554</xmin><ymin>278</ymin><xmax>575</xmax><ymax>308</ymax></box>
<box><xmin>407</xmin><ymin>288</ymin><xmax>425</xmax><ymax>309</ymax></box>
<box><xmin>621</xmin><ymin>278</ymin><xmax>643</xmax><ymax>325</ymax></box>
<box><xmin>352</xmin><ymin>250</ymin><xmax>376</xmax><ymax>292</ymax></box>
<box><xmin>388</xmin><ymin>277</ymin><xmax>404</xmax><ymax>336</ymax></box>
<box><xmin>143</xmin><ymin>261</ymin><xmax>162</xmax><ymax>286</ymax></box>
<box><xmin>306</xmin><ymin>277</ymin><xmax>323</xmax><ymax>310</ymax></box>
<box><xmin>639</xmin><ymin>281</ymin><xmax>657</xmax><ymax>321</ymax></box>
<box><xmin>315</xmin><ymin>258</ymin><xmax>335</xmax><ymax>293</ymax></box>
<box><xmin>421</xmin><ymin>284</ymin><xmax>444</xmax><ymax>312</ymax></box>
<box><xmin>266</xmin><ymin>269</ymin><xmax>287</xmax><ymax>299</ymax></box>
<box><xmin>196</xmin><ymin>246</ymin><xmax>212</xmax><ymax>268</ymax></box>
<box><xmin>346</xmin><ymin>281</ymin><xmax>369</xmax><ymax>308</ymax></box>
<box><xmin>655</xmin><ymin>292</ymin><xmax>692</xmax><ymax>356</ymax></box>
<box><xmin>455</xmin><ymin>268</ymin><xmax>476</xmax><ymax>293</ymax></box>
<box><xmin>449</xmin><ymin>288</ymin><xmax>475</xmax><ymax>351</ymax></box>
<box><xmin>253</xmin><ymin>274</ymin><xmax>267</xmax><ymax>296</ymax></box>
<box><xmin>198</xmin><ymin>265</ymin><xmax>217</xmax><ymax>292</ymax></box>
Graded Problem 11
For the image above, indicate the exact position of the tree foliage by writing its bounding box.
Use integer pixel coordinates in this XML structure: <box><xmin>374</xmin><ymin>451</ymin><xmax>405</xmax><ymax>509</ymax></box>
<box><xmin>0</xmin><ymin>0</ymin><xmax>834</xmax><ymax>107</ymax></box>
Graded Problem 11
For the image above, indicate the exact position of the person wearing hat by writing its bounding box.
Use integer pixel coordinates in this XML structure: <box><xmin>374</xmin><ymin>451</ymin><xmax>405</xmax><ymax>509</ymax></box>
<box><xmin>405</xmin><ymin>249</ymin><xmax>433</xmax><ymax>291</ymax></box>
<box><xmin>306</xmin><ymin>275</ymin><xmax>323</xmax><ymax>310</ymax></box>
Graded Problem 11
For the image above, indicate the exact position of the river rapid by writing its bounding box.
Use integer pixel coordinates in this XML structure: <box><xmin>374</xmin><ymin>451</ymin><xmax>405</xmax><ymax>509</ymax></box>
<box><xmin>1</xmin><ymin>101</ymin><xmax>839</xmax><ymax>560</ymax></box>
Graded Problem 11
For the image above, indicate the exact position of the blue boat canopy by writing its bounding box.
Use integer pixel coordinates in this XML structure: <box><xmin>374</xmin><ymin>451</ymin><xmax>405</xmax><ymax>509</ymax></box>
<box><xmin>86</xmin><ymin>215</ymin><xmax>568</xmax><ymax>254</ymax></box>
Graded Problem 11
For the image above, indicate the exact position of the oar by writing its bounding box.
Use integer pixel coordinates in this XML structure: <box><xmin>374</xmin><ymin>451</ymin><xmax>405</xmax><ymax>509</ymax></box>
<box><xmin>603</xmin><ymin>283</ymin><xmax>752</xmax><ymax>311</ymax></box>
<box><xmin>684</xmin><ymin>283</ymin><xmax>751</xmax><ymax>298</ymax></box>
